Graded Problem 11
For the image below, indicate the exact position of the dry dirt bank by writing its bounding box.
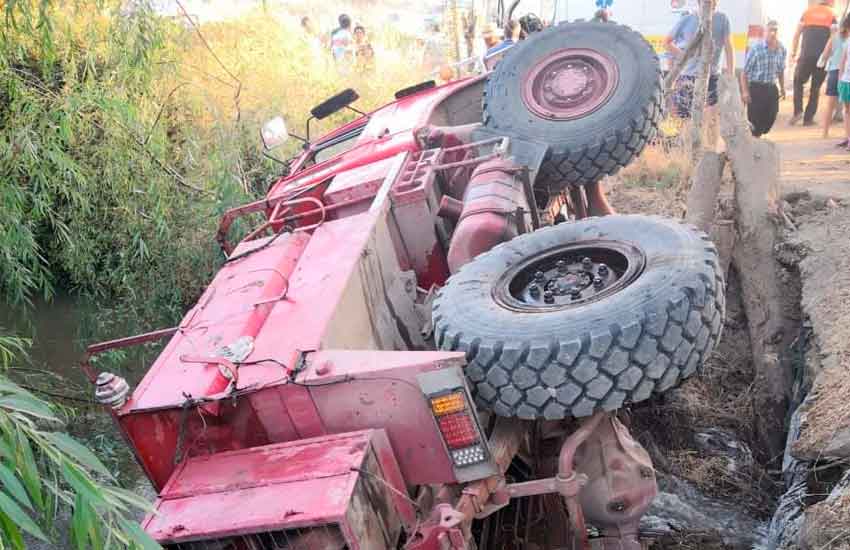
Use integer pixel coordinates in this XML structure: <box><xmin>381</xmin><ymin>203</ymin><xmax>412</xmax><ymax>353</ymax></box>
<box><xmin>604</xmin><ymin>99</ymin><xmax>850</xmax><ymax>549</ymax></box>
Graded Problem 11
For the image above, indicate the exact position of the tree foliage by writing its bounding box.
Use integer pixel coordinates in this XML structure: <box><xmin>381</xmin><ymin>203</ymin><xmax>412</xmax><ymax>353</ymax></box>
<box><xmin>0</xmin><ymin>2</ymin><xmax>429</xmax><ymax>547</ymax></box>
<box><xmin>0</xmin><ymin>0</ymin><xmax>250</xmax><ymax>315</ymax></box>
<box><xmin>0</xmin><ymin>334</ymin><xmax>159</xmax><ymax>549</ymax></box>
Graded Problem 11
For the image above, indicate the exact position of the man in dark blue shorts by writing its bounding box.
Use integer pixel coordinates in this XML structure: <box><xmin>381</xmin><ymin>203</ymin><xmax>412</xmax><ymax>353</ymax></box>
<box><xmin>790</xmin><ymin>0</ymin><xmax>836</xmax><ymax>126</ymax></box>
<box><xmin>664</xmin><ymin>0</ymin><xmax>735</xmax><ymax>120</ymax></box>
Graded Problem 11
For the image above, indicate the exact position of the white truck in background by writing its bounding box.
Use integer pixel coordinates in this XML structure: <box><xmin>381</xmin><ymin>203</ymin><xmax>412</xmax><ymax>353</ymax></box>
<box><xmin>545</xmin><ymin>0</ymin><xmax>769</xmax><ymax>70</ymax></box>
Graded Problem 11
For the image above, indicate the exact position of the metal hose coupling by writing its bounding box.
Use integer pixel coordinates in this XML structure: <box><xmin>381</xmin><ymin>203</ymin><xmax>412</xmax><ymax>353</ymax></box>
<box><xmin>95</xmin><ymin>372</ymin><xmax>130</xmax><ymax>409</ymax></box>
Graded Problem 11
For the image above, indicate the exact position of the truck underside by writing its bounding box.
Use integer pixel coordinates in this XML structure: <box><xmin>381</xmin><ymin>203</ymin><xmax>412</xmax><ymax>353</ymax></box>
<box><xmin>84</xmin><ymin>22</ymin><xmax>725</xmax><ymax>550</ymax></box>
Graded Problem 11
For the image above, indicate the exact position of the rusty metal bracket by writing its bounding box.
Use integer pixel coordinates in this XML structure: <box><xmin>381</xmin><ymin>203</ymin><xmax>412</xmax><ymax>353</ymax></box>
<box><xmin>216</xmin><ymin>195</ymin><xmax>327</xmax><ymax>256</ymax></box>
<box><xmin>430</xmin><ymin>136</ymin><xmax>510</xmax><ymax>173</ymax></box>
<box><xmin>80</xmin><ymin>327</ymin><xmax>179</xmax><ymax>384</ymax></box>
<box><xmin>405</xmin><ymin>504</ymin><xmax>469</xmax><ymax>550</ymax></box>
<box><xmin>504</xmin><ymin>471</ymin><xmax>589</xmax><ymax>500</ymax></box>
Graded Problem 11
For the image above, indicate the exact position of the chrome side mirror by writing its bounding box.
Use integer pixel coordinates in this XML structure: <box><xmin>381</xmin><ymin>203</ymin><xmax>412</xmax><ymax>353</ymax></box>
<box><xmin>261</xmin><ymin>116</ymin><xmax>289</xmax><ymax>149</ymax></box>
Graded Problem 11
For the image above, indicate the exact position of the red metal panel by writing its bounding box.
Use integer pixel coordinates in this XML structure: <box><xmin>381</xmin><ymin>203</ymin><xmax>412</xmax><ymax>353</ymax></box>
<box><xmin>250</xmin><ymin>211</ymin><xmax>379</xmax><ymax>362</ymax></box>
<box><xmin>301</xmin><ymin>350</ymin><xmax>465</xmax><ymax>486</ymax></box>
<box><xmin>160</xmin><ymin>432</ymin><xmax>371</xmax><ymax>499</ymax></box>
<box><xmin>368</xmin><ymin>428</ymin><xmax>417</xmax><ymax>529</ymax></box>
<box><xmin>127</xmin><ymin>232</ymin><xmax>310</xmax><ymax>412</ymax></box>
<box><xmin>275</xmin><ymin>382</ymin><xmax>326</xmax><ymax>439</ymax></box>
<box><xmin>266</xmin><ymin>76</ymin><xmax>484</xmax><ymax>201</ymax></box>
<box><xmin>120</xmin><ymin>391</ymin><xmax>273</xmax><ymax>490</ymax></box>
<box><xmin>146</xmin><ymin>476</ymin><xmax>352</xmax><ymax>543</ymax></box>
<box><xmin>324</xmin><ymin>155</ymin><xmax>399</xmax><ymax>207</ymax></box>
<box><xmin>143</xmin><ymin>430</ymin><xmax>405</xmax><ymax>545</ymax></box>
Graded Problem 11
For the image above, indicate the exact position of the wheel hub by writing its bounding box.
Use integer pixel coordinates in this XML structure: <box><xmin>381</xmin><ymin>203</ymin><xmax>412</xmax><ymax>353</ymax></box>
<box><xmin>494</xmin><ymin>240</ymin><xmax>645</xmax><ymax>312</ymax></box>
<box><xmin>522</xmin><ymin>49</ymin><xmax>619</xmax><ymax>121</ymax></box>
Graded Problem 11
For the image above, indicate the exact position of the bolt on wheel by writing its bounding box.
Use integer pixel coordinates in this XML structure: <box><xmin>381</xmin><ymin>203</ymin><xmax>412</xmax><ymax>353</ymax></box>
<box><xmin>494</xmin><ymin>240</ymin><xmax>645</xmax><ymax>312</ymax></box>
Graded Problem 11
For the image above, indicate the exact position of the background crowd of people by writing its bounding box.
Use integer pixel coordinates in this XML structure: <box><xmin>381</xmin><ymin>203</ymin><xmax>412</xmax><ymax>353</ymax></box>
<box><xmin>664</xmin><ymin>0</ymin><xmax>850</xmax><ymax>149</ymax></box>
<box><xmin>300</xmin><ymin>13</ymin><xmax>376</xmax><ymax>74</ymax></box>
<box><xmin>298</xmin><ymin>1</ymin><xmax>850</xmax><ymax>150</ymax></box>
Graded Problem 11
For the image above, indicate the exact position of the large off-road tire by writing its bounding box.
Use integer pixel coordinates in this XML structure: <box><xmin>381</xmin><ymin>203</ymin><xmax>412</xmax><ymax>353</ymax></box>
<box><xmin>482</xmin><ymin>22</ymin><xmax>663</xmax><ymax>190</ymax></box>
<box><xmin>433</xmin><ymin>216</ymin><xmax>725</xmax><ymax>420</ymax></box>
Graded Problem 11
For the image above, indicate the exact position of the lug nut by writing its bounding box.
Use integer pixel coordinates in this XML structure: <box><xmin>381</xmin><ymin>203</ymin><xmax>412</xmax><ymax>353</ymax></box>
<box><xmin>529</xmin><ymin>285</ymin><xmax>541</xmax><ymax>298</ymax></box>
<box><xmin>598</xmin><ymin>264</ymin><xmax>609</xmax><ymax>276</ymax></box>
<box><xmin>608</xmin><ymin>500</ymin><xmax>627</xmax><ymax>513</ymax></box>
<box><xmin>556</xmin><ymin>260</ymin><xmax>568</xmax><ymax>273</ymax></box>
<box><xmin>544</xmin><ymin>291</ymin><xmax>555</xmax><ymax>304</ymax></box>
<box><xmin>582</xmin><ymin>257</ymin><xmax>592</xmax><ymax>270</ymax></box>
<box><xmin>593</xmin><ymin>277</ymin><xmax>604</xmax><ymax>288</ymax></box>
<box><xmin>534</xmin><ymin>271</ymin><xmax>545</xmax><ymax>282</ymax></box>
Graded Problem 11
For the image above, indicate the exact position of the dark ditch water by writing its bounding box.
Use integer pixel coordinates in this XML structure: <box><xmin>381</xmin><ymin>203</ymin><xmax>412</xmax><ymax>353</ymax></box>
<box><xmin>0</xmin><ymin>295</ymin><xmax>154</xmax><ymax>485</ymax></box>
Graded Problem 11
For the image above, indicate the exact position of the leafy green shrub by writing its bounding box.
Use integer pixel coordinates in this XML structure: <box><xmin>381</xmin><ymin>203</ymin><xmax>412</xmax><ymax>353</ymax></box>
<box><xmin>0</xmin><ymin>2</ymin><xmax>250</xmax><ymax>319</ymax></box>
<box><xmin>0</xmin><ymin>333</ymin><xmax>158</xmax><ymax>549</ymax></box>
<box><xmin>1</xmin><ymin>1</ymin><xmax>427</xmax><ymax>326</ymax></box>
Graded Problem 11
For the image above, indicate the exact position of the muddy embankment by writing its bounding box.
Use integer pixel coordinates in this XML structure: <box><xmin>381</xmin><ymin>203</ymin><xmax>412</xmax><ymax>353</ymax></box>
<box><xmin>608</xmin><ymin>155</ymin><xmax>850</xmax><ymax>548</ymax></box>
<box><xmin>762</xmin><ymin>191</ymin><xmax>850</xmax><ymax>550</ymax></box>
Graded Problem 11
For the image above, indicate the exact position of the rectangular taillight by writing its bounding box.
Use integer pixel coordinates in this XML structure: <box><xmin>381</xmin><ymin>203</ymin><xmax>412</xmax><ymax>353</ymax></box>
<box><xmin>438</xmin><ymin>412</ymin><xmax>479</xmax><ymax>449</ymax></box>
<box><xmin>418</xmin><ymin>367</ymin><xmax>498</xmax><ymax>483</ymax></box>
<box><xmin>430</xmin><ymin>390</ymin><xmax>489</xmax><ymax>468</ymax></box>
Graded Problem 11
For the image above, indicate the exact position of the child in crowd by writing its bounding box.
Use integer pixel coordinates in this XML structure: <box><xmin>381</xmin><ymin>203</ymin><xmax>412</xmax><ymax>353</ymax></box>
<box><xmin>819</xmin><ymin>15</ymin><xmax>850</xmax><ymax>140</ymax></box>
<box><xmin>838</xmin><ymin>21</ymin><xmax>850</xmax><ymax>149</ymax></box>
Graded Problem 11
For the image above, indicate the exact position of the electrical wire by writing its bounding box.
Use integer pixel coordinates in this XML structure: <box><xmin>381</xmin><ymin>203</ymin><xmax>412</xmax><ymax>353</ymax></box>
<box><xmin>231</xmin><ymin>358</ymin><xmax>424</xmax><ymax>393</ymax></box>
<box><xmin>18</xmin><ymin>384</ymin><xmax>92</xmax><ymax>405</ymax></box>
<box><xmin>350</xmin><ymin>466</ymin><xmax>422</xmax><ymax>513</ymax></box>
<box><xmin>224</xmin><ymin>225</ymin><xmax>292</xmax><ymax>264</ymax></box>
<box><xmin>236</xmin><ymin>358</ymin><xmax>290</xmax><ymax>370</ymax></box>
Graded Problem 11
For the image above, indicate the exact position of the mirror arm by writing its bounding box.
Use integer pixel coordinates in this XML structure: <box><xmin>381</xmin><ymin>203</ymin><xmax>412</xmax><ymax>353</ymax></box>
<box><xmin>345</xmin><ymin>105</ymin><xmax>367</xmax><ymax>117</ymax></box>
<box><xmin>306</xmin><ymin>116</ymin><xmax>315</xmax><ymax>143</ymax></box>
<box><xmin>258</xmin><ymin>128</ymin><xmax>307</xmax><ymax>149</ymax></box>
<box><xmin>287</xmin><ymin>131</ymin><xmax>308</xmax><ymax>145</ymax></box>
<box><xmin>262</xmin><ymin>149</ymin><xmax>289</xmax><ymax>167</ymax></box>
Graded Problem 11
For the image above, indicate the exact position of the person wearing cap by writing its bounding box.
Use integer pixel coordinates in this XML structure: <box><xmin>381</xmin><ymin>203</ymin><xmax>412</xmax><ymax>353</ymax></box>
<box><xmin>740</xmin><ymin>20</ymin><xmax>787</xmax><ymax>137</ymax></box>
<box><xmin>482</xmin><ymin>22</ymin><xmax>500</xmax><ymax>51</ymax></box>
<box><xmin>487</xmin><ymin>19</ymin><xmax>520</xmax><ymax>57</ymax></box>
<box><xmin>790</xmin><ymin>0</ymin><xmax>837</xmax><ymax>126</ymax></box>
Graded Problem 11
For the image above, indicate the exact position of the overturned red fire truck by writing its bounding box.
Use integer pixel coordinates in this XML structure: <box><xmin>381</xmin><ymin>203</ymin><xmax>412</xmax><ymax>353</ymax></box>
<box><xmin>84</xmin><ymin>22</ymin><xmax>725</xmax><ymax>550</ymax></box>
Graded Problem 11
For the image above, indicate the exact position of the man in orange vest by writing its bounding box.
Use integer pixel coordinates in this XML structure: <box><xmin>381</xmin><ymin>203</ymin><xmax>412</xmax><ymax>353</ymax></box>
<box><xmin>790</xmin><ymin>0</ymin><xmax>838</xmax><ymax>126</ymax></box>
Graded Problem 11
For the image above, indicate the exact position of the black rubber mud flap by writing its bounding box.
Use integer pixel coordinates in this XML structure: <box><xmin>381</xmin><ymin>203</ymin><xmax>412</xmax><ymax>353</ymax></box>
<box><xmin>433</xmin><ymin>215</ymin><xmax>725</xmax><ymax>420</ymax></box>
<box><xmin>483</xmin><ymin>22</ymin><xmax>663</xmax><ymax>190</ymax></box>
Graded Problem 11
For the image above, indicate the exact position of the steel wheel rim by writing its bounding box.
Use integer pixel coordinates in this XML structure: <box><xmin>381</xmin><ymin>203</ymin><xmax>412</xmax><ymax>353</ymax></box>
<box><xmin>493</xmin><ymin>240</ymin><xmax>646</xmax><ymax>313</ymax></box>
<box><xmin>522</xmin><ymin>48</ymin><xmax>620</xmax><ymax>121</ymax></box>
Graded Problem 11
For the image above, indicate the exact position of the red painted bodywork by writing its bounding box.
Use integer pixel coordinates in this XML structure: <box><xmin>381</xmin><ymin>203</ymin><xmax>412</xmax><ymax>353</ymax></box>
<box><xmin>446</xmin><ymin>160</ymin><xmax>526</xmax><ymax>273</ymax></box>
<box><xmin>95</xmin><ymin>74</ymin><xmax>534</xmax><ymax>549</ymax></box>
<box><xmin>267</xmin><ymin>76</ymin><xmax>486</xmax><ymax>202</ymax></box>
<box><xmin>143</xmin><ymin>429</ymin><xmax>415</xmax><ymax>547</ymax></box>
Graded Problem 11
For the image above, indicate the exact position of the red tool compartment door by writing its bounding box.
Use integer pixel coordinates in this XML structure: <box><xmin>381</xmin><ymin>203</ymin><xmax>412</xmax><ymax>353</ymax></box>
<box><xmin>143</xmin><ymin>429</ymin><xmax>415</xmax><ymax>549</ymax></box>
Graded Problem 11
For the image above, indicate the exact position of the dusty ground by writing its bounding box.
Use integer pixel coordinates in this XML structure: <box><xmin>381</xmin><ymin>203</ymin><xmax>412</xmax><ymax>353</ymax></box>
<box><xmin>769</xmin><ymin>104</ymin><xmax>850</xmax><ymax>466</ymax></box>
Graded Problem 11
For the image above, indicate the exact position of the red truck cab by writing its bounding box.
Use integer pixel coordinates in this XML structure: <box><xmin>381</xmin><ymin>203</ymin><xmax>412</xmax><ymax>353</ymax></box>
<box><xmin>85</xmin><ymin>22</ymin><xmax>724</xmax><ymax>550</ymax></box>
